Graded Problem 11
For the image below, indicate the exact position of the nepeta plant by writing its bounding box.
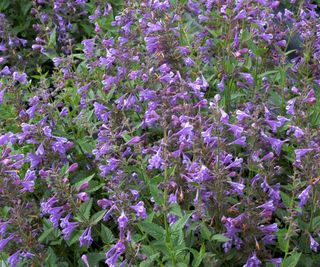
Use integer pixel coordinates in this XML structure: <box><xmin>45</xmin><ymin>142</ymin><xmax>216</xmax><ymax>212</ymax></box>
<box><xmin>1</xmin><ymin>0</ymin><xmax>320</xmax><ymax>266</ymax></box>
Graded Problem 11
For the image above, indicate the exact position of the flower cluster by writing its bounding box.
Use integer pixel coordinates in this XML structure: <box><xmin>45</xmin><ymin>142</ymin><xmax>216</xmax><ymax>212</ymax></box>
<box><xmin>1</xmin><ymin>0</ymin><xmax>320</xmax><ymax>266</ymax></box>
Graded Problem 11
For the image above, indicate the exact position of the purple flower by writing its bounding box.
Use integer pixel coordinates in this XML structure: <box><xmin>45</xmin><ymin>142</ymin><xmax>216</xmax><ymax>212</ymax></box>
<box><xmin>288</xmin><ymin>126</ymin><xmax>304</xmax><ymax>139</ymax></box>
<box><xmin>260</xmin><ymin>152</ymin><xmax>274</xmax><ymax>162</ymax></box>
<box><xmin>13</xmin><ymin>72</ymin><xmax>27</xmax><ymax>84</ymax></box>
<box><xmin>67</xmin><ymin>163</ymin><xmax>78</xmax><ymax>173</ymax></box>
<box><xmin>187</xmin><ymin>0</ymin><xmax>201</xmax><ymax>14</ymax></box>
<box><xmin>118</xmin><ymin>210</ymin><xmax>128</xmax><ymax>239</ymax></box>
<box><xmin>43</xmin><ymin>126</ymin><xmax>52</xmax><ymax>137</ymax></box>
<box><xmin>130</xmin><ymin>201</ymin><xmax>147</xmax><ymax>219</ymax></box>
<box><xmin>261</xmin><ymin>132</ymin><xmax>288</xmax><ymax>156</ymax></box>
<box><xmin>148</xmin><ymin>147</ymin><xmax>165</xmax><ymax>170</ymax></box>
<box><xmin>0</xmin><ymin>233</ymin><xmax>15</xmax><ymax>252</ymax></box>
<box><xmin>99</xmin><ymin>158</ymin><xmax>119</xmax><ymax>176</ymax></box>
<box><xmin>303</xmin><ymin>89</ymin><xmax>316</xmax><ymax>104</ymax></box>
<box><xmin>286</xmin><ymin>99</ymin><xmax>295</xmax><ymax>115</ymax></box>
<box><xmin>310</xmin><ymin>234</ymin><xmax>319</xmax><ymax>252</ymax></box>
<box><xmin>294</xmin><ymin>149</ymin><xmax>313</xmax><ymax>164</ymax></box>
<box><xmin>20</xmin><ymin>169</ymin><xmax>36</xmax><ymax>193</ymax></box>
<box><xmin>236</xmin><ymin>110</ymin><xmax>250</xmax><ymax>122</ymax></box>
<box><xmin>144</xmin><ymin>36</ymin><xmax>159</xmax><ymax>54</ymax></box>
<box><xmin>52</xmin><ymin>137</ymin><xmax>73</xmax><ymax>154</ymax></box>
<box><xmin>201</xmin><ymin>125</ymin><xmax>215</xmax><ymax>145</ymax></box>
<box><xmin>184</xmin><ymin>57</ymin><xmax>195</xmax><ymax>66</ymax></box>
<box><xmin>21</xmin><ymin>251</ymin><xmax>34</xmax><ymax>259</ymax></box>
<box><xmin>298</xmin><ymin>185</ymin><xmax>312</xmax><ymax>208</ymax></box>
<box><xmin>130</xmin><ymin>189</ymin><xmax>139</xmax><ymax>201</ymax></box>
<box><xmin>60</xmin><ymin>214</ymin><xmax>79</xmax><ymax>240</ymax></box>
<box><xmin>82</xmin><ymin>39</ymin><xmax>95</xmax><ymax>58</ymax></box>
<box><xmin>49</xmin><ymin>206</ymin><xmax>64</xmax><ymax>228</ymax></box>
<box><xmin>220</xmin><ymin>108</ymin><xmax>229</xmax><ymax>123</ymax></box>
<box><xmin>103</xmin><ymin>205</ymin><xmax>116</xmax><ymax>222</ymax></box>
<box><xmin>0</xmin><ymin>221</ymin><xmax>9</xmax><ymax>236</ymax></box>
<box><xmin>0</xmin><ymin>132</ymin><xmax>14</xmax><ymax>145</ymax></box>
<box><xmin>8</xmin><ymin>250</ymin><xmax>21</xmax><ymax>267</ymax></box>
<box><xmin>243</xmin><ymin>251</ymin><xmax>261</xmax><ymax>267</ymax></box>
<box><xmin>234</xmin><ymin>9</ymin><xmax>247</xmax><ymax>20</ymax></box>
<box><xmin>259</xmin><ymin>223</ymin><xmax>278</xmax><ymax>235</ymax></box>
<box><xmin>79</xmin><ymin>182</ymin><xmax>89</xmax><ymax>191</ymax></box>
<box><xmin>239</xmin><ymin>73</ymin><xmax>254</xmax><ymax>86</ymax></box>
<box><xmin>257</xmin><ymin>200</ymin><xmax>275</xmax><ymax>217</ymax></box>
<box><xmin>144</xmin><ymin>109</ymin><xmax>160</xmax><ymax>127</ymax></box>
<box><xmin>0</xmin><ymin>90</ymin><xmax>4</xmax><ymax>104</ymax></box>
<box><xmin>167</xmin><ymin>213</ymin><xmax>177</xmax><ymax>225</ymax></box>
<box><xmin>265</xmin><ymin>120</ymin><xmax>281</xmax><ymax>133</ymax></box>
<box><xmin>52</xmin><ymin>57</ymin><xmax>62</xmax><ymax>67</ymax></box>
<box><xmin>260</xmin><ymin>33</ymin><xmax>273</xmax><ymax>44</ymax></box>
<box><xmin>77</xmin><ymin>192</ymin><xmax>89</xmax><ymax>202</ymax></box>
<box><xmin>105</xmin><ymin>240</ymin><xmax>125</xmax><ymax>267</ymax></box>
<box><xmin>59</xmin><ymin>107</ymin><xmax>68</xmax><ymax>117</ymax></box>
<box><xmin>228</xmin><ymin>181</ymin><xmax>245</xmax><ymax>195</ymax></box>
<box><xmin>79</xmin><ymin>226</ymin><xmax>93</xmax><ymax>247</ymax></box>
<box><xmin>147</xmin><ymin>22</ymin><xmax>162</xmax><ymax>33</ymax></box>
<box><xmin>125</xmin><ymin>136</ymin><xmax>141</xmax><ymax>145</ymax></box>
<box><xmin>81</xmin><ymin>255</ymin><xmax>90</xmax><ymax>267</ymax></box>
<box><xmin>97</xmin><ymin>199</ymin><xmax>112</xmax><ymax>209</ymax></box>
<box><xmin>267</xmin><ymin>258</ymin><xmax>282</xmax><ymax>267</ymax></box>
<box><xmin>217</xmin><ymin>77</ymin><xmax>225</xmax><ymax>92</ymax></box>
<box><xmin>229</xmin><ymin>136</ymin><xmax>247</xmax><ymax>147</ymax></box>
<box><xmin>0</xmin><ymin>66</ymin><xmax>11</xmax><ymax>76</ymax></box>
<box><xmin>226</xmin><ymin>124</ymin><xmax>244</xmax><ymax>138</ymax></box>
<box><xmin>225</xmin><ymin>158</ymin><xmax>243</xmax><ymax>169</ymax></box>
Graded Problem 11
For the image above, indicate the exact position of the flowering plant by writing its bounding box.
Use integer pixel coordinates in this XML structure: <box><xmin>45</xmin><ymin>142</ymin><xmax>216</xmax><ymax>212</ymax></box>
<box><xmin>1</xmin><ymin>0</ymin><xmax>320</xmax><ymax>266</ymax></box>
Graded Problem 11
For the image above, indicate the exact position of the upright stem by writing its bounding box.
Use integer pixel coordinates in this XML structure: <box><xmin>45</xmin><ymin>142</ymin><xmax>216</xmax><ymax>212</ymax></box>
<box><xmin>162</xmin><ymin>127</ymin><xmax>176</xmax><ymax>266</ymax></box>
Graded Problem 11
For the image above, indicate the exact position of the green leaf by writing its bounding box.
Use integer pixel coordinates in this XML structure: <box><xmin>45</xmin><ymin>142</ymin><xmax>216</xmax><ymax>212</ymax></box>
<box><xmin>311</xmin><ymin>216</ymin><xmax>320</xmax><ymax>231</ymax></box>
<box><xmin>86</xmin><ymin>183</ymin><xmax>104</xmax><ymax>193</ymax></box>
<box><xmin>46</xmin><ymin>247</ymin><xmax>58</xmax><ymax>266</ymax></box>
<box><xmin>200</xmin><ymin>224</ymin><xmax>212</xmax><ymax>240</ymax></box>
<box><xmin>0</xmin><ymin>0</ymin><xmax>10</xmax><ymax>11</ymax></box>
<box><xmin>149</xmin><ymin>184</ymin><xmax>164</xmax><ymax>205</ymax></box>
<box><xmin>65</xmin><ymin>231</ymin><xmax>82</xmax><ymax>246</ymax></box>
<box><xmin>73</xmin><ymin>174</ymin><xmax>95</xmax><ymax>191</ymax></box>
<box><xmin>258</xmin><ymin>70</ymin><xmax>278</xmax><ymax>78</ymax></box>
<box><xmin>101</xmin><ymin>224</ymin><xmax>115</xmax><ymax>244</ymax></box>
<box><xmin>121</xmin><ymin>132</ymin><xmax>131</xmax><ymax>143</ymax></box>
<box><xmin>171</xmin><ymin>214</ymin><xmax>191</xmax><ymax>235</ymax></box>
<box><xmin>277</xmin><ymin>228</ymin><xmax>289</xmax><ymax>252</ymax></box>
<box><xmin>139</xmin><ymin>253</ymin><xmax>160</xmax><ymax>267</ymax></box>
<box><xmin>60</xmin><ymin>163</ymin><xmax>69</xmax><ymax>175</ymax></box>
<box><xmin>20</xmin><ymin>2</ymin><xmax>32</xmax><ymax>16</ymax></box>
<box><xmin>38</xmin><ymin>227</ymin><xmax>54</xmax><ymax>243</ymax></box>
<box><xmin>90</xmin><ymin>210</ymin><xmax>106</xmax><ymax>225</ymax></box>
<box><xmin>107</xmin><ymin>87</ymin><xmax>116</xmax><ymax>101</ymax></box>
<box><xmin>78</xmin><ymin>198</ymin><xmax>93</xmax><ymax>221</ymax></box>
<box><xmin>139</xmin><ymin>259</ymin><xmax>154</xmax><ymax>267</ymax></box>
<box><xmin>48</xmin><ymin>29</ymin><xmax>56</xmax><ymax>47</ymax></box>
<box><xmin>282</xmin><ymin>252</ymin><xmax>301</xmax><ymax>267</ymax></box>
<box><xmin>280</xmin><ymin>192</ymin><xmax>292</xmax><ymax>209</ymax></box>
<box><xmin>192</xmin><ymin>243</ymin><xmax>206</xmax><ymax>267</ymax></box>
<box><xmin>211</xmin><ymin>234</ymin><xmax>230</xmax><ymax>242</ymax></box>
<box><xmin>170</xmin><ymin>203</ymin><xmax>183</xmax><ymax>217</ymax></box>
<box><xmin>139</xmin><ymin>221</ymin><xmax>165</xmax><ymax>240</ymax></box>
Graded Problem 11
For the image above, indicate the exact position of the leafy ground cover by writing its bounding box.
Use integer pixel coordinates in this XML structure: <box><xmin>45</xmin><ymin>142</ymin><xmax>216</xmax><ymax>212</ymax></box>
<box><xmin>1</xmin><ymin>0</ymin><xmax>320</xmax><ymax>266</ymax></box>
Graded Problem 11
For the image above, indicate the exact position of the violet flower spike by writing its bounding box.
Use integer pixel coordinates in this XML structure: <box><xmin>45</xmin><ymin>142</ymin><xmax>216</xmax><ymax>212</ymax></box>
<box><xmin>130</xmin><ymin>201</ymin><xmax>147</xmax><ymax>219</ymax></box>
<box><xmin>79</xmin><ymin>226</ymin><xmax>93</xmax><ymax>247</ymax></box>
<box><xmin>243</xmin><ymin>251</ymin><xmax>261</xmax><ymax>267</ymax></box>
<box><xmin>310</xmin><ymin>234</ymin><xmax>319</xmax><ymax>252</ymax></box>
<box><xmin>298</xmin><ymin>185</ymin><xmax>312</xmax><ymax>209</ymax></box>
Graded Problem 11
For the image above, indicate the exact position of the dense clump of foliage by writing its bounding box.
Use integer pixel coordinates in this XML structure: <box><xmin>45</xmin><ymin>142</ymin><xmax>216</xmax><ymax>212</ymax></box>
<box><xmin>1</xmin><ymin>0</ymin><xmax>320</xmax><ymax>266</ymax></box>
